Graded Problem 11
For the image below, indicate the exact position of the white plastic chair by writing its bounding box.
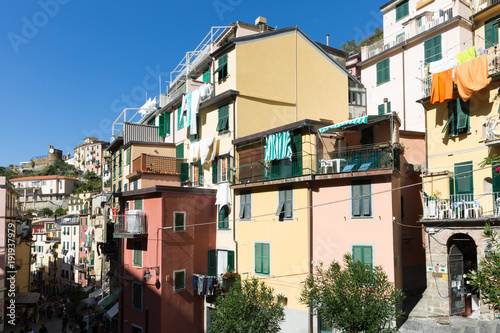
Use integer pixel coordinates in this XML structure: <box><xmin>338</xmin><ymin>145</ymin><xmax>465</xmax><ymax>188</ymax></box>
<box><xmin>464</xmin><ymin>201</ymin><xmax>480</xmax><ymax>219</ymax></box>
<box><xmin>438</xmin><ymin>200</ymin><xmax>454</xmax><ymax>219</ymax></box>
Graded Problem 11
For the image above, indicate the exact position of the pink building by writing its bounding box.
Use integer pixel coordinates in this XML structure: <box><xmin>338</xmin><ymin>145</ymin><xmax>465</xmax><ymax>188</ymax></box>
<box><xmin>114</xmin><ymin>186</ymin><xmax>216</xmax><ymax>333</ymax></box>
<box><xmin>312</xmin><ymin>114</ymin><xmax>426</xmax><ymax>292</ymax></box>
<box><xmin>74</xmin><ymin>137</ymin><xmax>109</xmax><ymax>175</ymax></box>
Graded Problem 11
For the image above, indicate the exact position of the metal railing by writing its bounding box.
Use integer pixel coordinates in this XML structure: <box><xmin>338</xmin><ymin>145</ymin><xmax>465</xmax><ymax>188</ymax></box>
<box><xmin>132</xmin><ymin>154</ymin><xmax>186</xmax><ymax>175</ymax></box>
<box><xmin>114</xmin><ymin>211</ymin><xmax>147</xmax><ymax>236</ymax></box>
<box><xmin>236</xmin><ymin>145</ymin><xmax>399</xmax><ymax>184</ymax></box>
<box><xmin>422</xmin><ymin>192</ymin><xmax>500</xmax><ymax>219</ymax></box>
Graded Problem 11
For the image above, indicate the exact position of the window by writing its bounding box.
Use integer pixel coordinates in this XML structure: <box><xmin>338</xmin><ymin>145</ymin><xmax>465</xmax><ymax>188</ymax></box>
<box><xmin>191</xmin><ymin>160</ymin><xmax>203</xmax><ymax>186</ymax></box>
<box><xmin>190</xmin><ymin>114</ymin><xmax>200</xmax><ymax>142</ymax></box>
<box><xmin>212</xmin><ymin>155</ymin><xmax>229</xmax><ymax>184</ymax></box>
<box><xmin>202</xmin><ymin>67</ymin><xmax>210</xmax><ymax>83</ymax></box>
<box><xmin>176</xmin><ymin>143</ymin><xmax>184</xmax><ymax>159</ymax></box>
<box><xmin>239</xmin><ymin>192</ymin><xmax>251</xmax><ymax>220</ymax></box>
<box><xmin>349</xmin><ymin>91</ymin><xmax>365</xmax><ymax>106</ymax></box>
<box><xmin>276</xmin><ymin>188</ymin><xmax>293</xmax><ymax>221</ymax></box>
<box><xmin>173</xmin><ymin>270</ymin><xmax>186</xmax><ymax>292</ymax></box>
<box><xmin>395</xmin><ymin>0</ymin><xmax>409</xmax><ymax>21</ymax></box>
<box><xmin>134</xmin><ymin>198</ymin><xmax>143</xmax><ymax>210</ymax></box>
<box><xmin>319</xmin><ymin>316</ymin><xmax>332</xmax><ymax>333</ymax></box>
<box><xmin>59</xmin><ymin>181</ymin><xmax>62</xmax><ymax>189</ymax></box>
<box><xmin>214</xmin><ymin>54</ymin><xmax>228</xmax><ymax>81</ymax></box>
<box><xmin>218</xmin><ymin>205</ymin><xmax>229</xmax><ymax>229</ymax></box>
<box><xmin>378</xmin><ymin>102</ymin><xmax>391</xmax><ymax>115</ymax></box>
<box><xmin>174</xmin><ymin>212</ymin><xmax>186</xmax><ymax>232</ymax></box>
<box><xmin>424</xmin><ymin>34</ymin><xmax>442</xmax><ymax>65</ymax></box>
<box><xmin>177</xmin><ymin>105</ymin><xmax>184</xmax><ymax>129</ymax></box>
<box><xmin>159</xmin><ymin>112</ymin><xmax>170</xmax><ymax>137</ymax></box>
<box><xmin>126</xmin><ymin>148</ymin><xmax>130</xmax><ymax>166</ymax></box>
<box><xmin>117</xmin><ymin>181</ymin><xmax>122</xmax><ymax>193</ymax></box>
<box><xmin>133</xmin><ymin>180</ymin><xmax>138</xmax><ymax>190</ymax></box>
<box><xmin>255</xmin><ymin>242</ymin><xmax>270</xmax><ymax>275</ymax></box>
<box><xmin>442</xmin><ymin>98</ymin><xmax>470</xmax><ymax>137</ymax></box>
<box><xmin>351</xmin><ymin>180</ymin><xmax>372</xmax><ymax>218</ymax></box>
<box><xmin>376</xmin><ymin>58</ymin><xmax>390</xmax><ymax>85</ymax></box>
<box><xmin>395</xmin><ymin>32</ymin><xmax>406</xmax><ymax>43</ymax></box>
<box><xmin>133</xmin><ymin>240</ymin><xmax>142</xmax><ymax>267</ymax></box>
<box><xmin>124</xmin><ymin>183</ymin><xmax>128</xmax><ymax>192</ymax></box>
<box><xmin>132</xmin><ymin>282</ymin><xmax>142</xmax><ymax>310</ymax></box>
<box><xmin>147</xmin><ymin>116</ymin><xmax>156</xmax><ymax>126</ymax></box>
<box><xmin>485</xmin><ymin>16</ymin><xmax>500</xmax><ymax>49</ymax></box>
<box><xmin>454</xmin><ymin>161</ymin><xmax>473</xmax><ymax>196</ymax></box>
<box><xmin>216</xmin><ymin>105</ymin><xmax>229</xmax><ymax>132</ymax></box>
<box><xmin>352</xmin><ymin>245</ymin><xmax>373</xmax><ymax>269</ymax></box>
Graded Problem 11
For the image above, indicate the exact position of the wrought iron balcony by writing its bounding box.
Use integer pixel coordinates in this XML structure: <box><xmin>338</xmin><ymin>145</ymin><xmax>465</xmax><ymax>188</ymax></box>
<box><xmin>113</xmin><ymin>211</ymin><xmax>147</xmax><ymax>238</ymax></box>
<box><xmin>422</xmin><ymin>192</ymin><xmax>500</xmax><ymax>221</ymax></box>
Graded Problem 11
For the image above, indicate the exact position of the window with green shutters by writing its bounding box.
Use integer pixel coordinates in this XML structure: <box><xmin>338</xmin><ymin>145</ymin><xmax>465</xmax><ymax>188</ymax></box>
<box><xmin>133</xmin><ymin>240</ymin><xmax>142</xmax><ymax>267</ymax></box>
<box><xmin>165</xmin><ymin>112</ymin><xmax>170</xmax><ymax>135</ymax></box>
<box><xmin>239</xmin><ymin>192</ymin><xmax>251</xmax><ymax>220</ymax></box>
<box><xmin>376</xmin><ymin>58</ymin><xmax>390</xmax><ymax>85</ymax></box>
<box><xmin>352</xmin><ymin>245</ymin><xmax>373</xmax><ymax>268</ymax></box>
<box><xmin>352</xmin><ymin>180</ymin><xmax>372</xmax><ymax>217</ymax></box>
<box><xmin>424</xmin><ymin>35</ymin><xmax>442</xmax><ymax>65</ymax></box>
<box><xmin>202</xmin><ymin>67</ymin><xmax>210</xmax><ymax>83</ymax></box>
<box><xmin>214</xmin><ymin>54</ymin><xmax>228</xmax><ymax>81</ymax></box>
<box><xmin>395</xmin><ymin>0</ymin><xmax>409</xmax><ymax>21</ymax></box>
<box><xmin>485</xmin><ymin>16</ymin><xmax>500</xmax><ymax>49</ymax></box>
<box><xmin>276</xmin><ymin>187</ymin><xmax>293</xmax><ymax>221</ymax></box>
<box><xmin>134</xmin><ymin>198</ymin><xmax>143</xmax><ymax>210</ymax></box>
<box><xmin>378</xmin><ymin>102</ymin><xmax>391</xmax><ymax>115</ymax></box>
<box><xmin>126</xmin><ymin>148</ymin><xmax>130</xmax><ymax>166</ymax></box>
<box><xmin>147</xmin><ymin>116</ymin><xmax>156</xmax><ymax>126</ymax></box>
<box><xmin>180</xmin><ymin>162</ymin><xmax>189</xmax><ymax>187</ymax></box>
<box><xmin>218</xmin><ymin>205</ymin><xmax>229</xmax><ymax>229</ymax></box>
<box><xmin>442</xmin><ymin>98</ymin><xmax>470</xmax><ymax>137</ymax></box>
<box><xmin>177</xmin><ymin>105</ymin><xmax>184</xmax><ymax>129</ymax></box>
<box><xmin>173</xmin><ymin>270</ymin><xmax>186</xmax><ymax>292</ymax></box>
<box><xmin>216</xmin><ymin>105</ymin><xmax>229</xmax><ymax>132</ymax></box>
<box><xmin>158</xmin><ymin>112</ymin><xmax>170</xmax><ymax>137</ymax></box>
<box><xmin>132</xmin><ymin>282</ymin><xmax>142</xmax><ymax>310</ymax></box>
<box><xmin>190</xmin><ymin>114</ymin><xmax>200</xmax><ymax>142</ymax></box>
<box><xmin>174</xmin><ymin>212</ymin><xmax>186</xmax><ymax>232</ymax></box>
<box><xmin>208</xmin><ymin>249</ymin><xmax>217</xmax><ymax>276</ymax></box>
<box><xmin>454</xmin><ymin>162</ymin><xmax>473</xmax><ymax>196</ymax></box>
<box><xmin>176</xmin><ymin>143</ymin><xmax>184</xmax><ymax>158</ymax></box>
<box><xmin>255</xmin><ymin>242</ymin><xmax>270</xmax><ymax>275</ymax></box>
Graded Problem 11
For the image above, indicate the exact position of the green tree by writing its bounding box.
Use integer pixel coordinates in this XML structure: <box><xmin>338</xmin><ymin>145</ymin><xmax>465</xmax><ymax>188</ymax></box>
<box><xmin>467</xmin><ymin>223</ymin><xmax>500</xmax><ymax>311</ymax></box>
<box><xmin>42</xmin><ymin>208</ymin><xmax>53</xmax><ymax>217</ymax></box>
<box><xmin>340</xmin><ymin>27</ymin><xmax>384</xmax><ymax>54</ymax></box>
<box><xmin>54</xmin><ymin>207</ymin><xmax>67</xmax><ymax>216</ymax></box>
<box><xmin>73</xmin><ymin>171</ymin><xmax>102</xmax><ymax>194</ymax></box>
<box><xmin>210</xmin><ymin>277</ymin><xmax>285</xmax><ymax>333</ymax></box>
<box><xmin>300</xmin><ymin>254</ymin><xmax>405</xmax><ymax>333</ymax></box>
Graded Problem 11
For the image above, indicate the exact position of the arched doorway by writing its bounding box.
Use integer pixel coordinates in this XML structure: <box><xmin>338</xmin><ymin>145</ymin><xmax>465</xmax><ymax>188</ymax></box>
<box><xmin>447</xmin><ymin>233</ymin><xmax>477</xmax><ymax>317</ymax></box>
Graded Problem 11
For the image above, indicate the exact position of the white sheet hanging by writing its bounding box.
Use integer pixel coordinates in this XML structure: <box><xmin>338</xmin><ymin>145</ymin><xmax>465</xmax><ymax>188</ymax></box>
<box><xmin>190</xmin><ymin>142</ymin><xmax>200</xmax><ymax>162</ymax></box>
<box><xmin>215</xmin><ymin>183</ymin><xmax>231</xmax><ymax>208</ymax></box>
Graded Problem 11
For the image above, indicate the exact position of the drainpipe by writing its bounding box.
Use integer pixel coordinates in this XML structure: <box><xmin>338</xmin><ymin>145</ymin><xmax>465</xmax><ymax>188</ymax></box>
<box><xmin>402</xmin><ymin>45</ymin><xmax>407</xmax><ymax>131</ymax></box>
<box><xmin>232</xmin><ymin>94</ymin><xmax>238</xmax><ymax>271</ymax></box>
<box><xmin>308</xmin><ymin>181</ymin><xmax>313</xmax><ymax>332</ymax></box>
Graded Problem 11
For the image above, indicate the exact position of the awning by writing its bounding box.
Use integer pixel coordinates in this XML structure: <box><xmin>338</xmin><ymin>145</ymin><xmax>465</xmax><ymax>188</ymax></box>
<box><xmin>81</xmin><ymin>297</ymin><xmax>97</xmax><ymax>306</ymax></box>
<box><xmin>89</xmin><ymin>285</ymin><xmax>109</xmax><ymax>298</ymax></box>
<box><xmin>105</xmin><ymin>302</ymin><xmax>119</xmax><ymax>320</ymax></box>
<box><xmin>82</xmin><ymin>285</ymin><xmax>93</xmax><ymax>293</ymax></box>
<box><xmin>318</xmin><ymin>116</ymin><xmax>368</xmax><ymax>134</ymax></box>
<box><xmin>264</xmin><ymin>131</ymin><xmax>292</xmax><ymax>162</ymax></box>
<box><xmin>97</xmin><ymin>291</ymin><xmax>118</xmax><ymax>311</ymax></box>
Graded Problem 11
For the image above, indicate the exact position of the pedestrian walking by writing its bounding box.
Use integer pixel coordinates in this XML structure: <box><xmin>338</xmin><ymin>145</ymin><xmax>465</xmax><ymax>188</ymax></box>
<box><xmin>39</xmin><ymin>323</ymin><xmax>48</xmax><ymax>333</ymax></box>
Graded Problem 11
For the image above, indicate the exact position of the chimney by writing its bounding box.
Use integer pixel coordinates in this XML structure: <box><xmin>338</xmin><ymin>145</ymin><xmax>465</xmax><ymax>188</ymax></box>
<box><xmin>326</xmin><ymin>34</ymin><xmax>330</xmax><ymax>46</ymax></box>
<box><xmin>255</xmin><ymin>16</ymin><xmax>272</xmax><ymax>33</ymax></box>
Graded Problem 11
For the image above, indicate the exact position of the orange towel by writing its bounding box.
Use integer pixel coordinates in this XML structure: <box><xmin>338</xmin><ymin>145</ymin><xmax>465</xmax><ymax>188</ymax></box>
<box><xmin>454</xmin><ymin>54</ymin><xmax>491</xmax><ymax>101</ymax></box>
<box><xmin>430</xmin><ymin>68</ymin><xmax>453</xmax><ymax>104</ymax></box>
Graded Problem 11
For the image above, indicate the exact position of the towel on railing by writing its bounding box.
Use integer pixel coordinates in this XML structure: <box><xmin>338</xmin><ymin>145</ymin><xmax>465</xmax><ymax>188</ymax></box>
<box><xmin>429</xmin><ymin>54</ymin><xmax>456</xmax><ymax>74</ymax></box>
<box><xmin>455</xmin><ymin>55</ymin><xmax>491</xmax><ymax>101</ymax></box>
<box><xmin>431</xmin><ymin>68</ymin><xmax>453</xmax><ymax>104</ymax></box>
<box><xmin>456</xmin><ymin>47</ymin><xmax>476</xmax><ymax>66</ymax></box>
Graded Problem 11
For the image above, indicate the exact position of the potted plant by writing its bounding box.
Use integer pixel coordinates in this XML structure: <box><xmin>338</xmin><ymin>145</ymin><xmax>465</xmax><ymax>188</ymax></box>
<box><xmin>222</xmin><ymin>268</ymin><xmax>239</xmax><ymax>292</ymax></box>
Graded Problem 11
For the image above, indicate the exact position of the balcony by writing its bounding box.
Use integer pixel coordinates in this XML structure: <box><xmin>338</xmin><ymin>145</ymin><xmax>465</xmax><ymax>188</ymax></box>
<box><xmin>113</xmin><ymin>211</ymin><xmax>147</xmax><ymax>238</ymax></box>
<box><xmin>485</xmin><ymin>114</ymin><xmax>500</xmax><ymax>146</ymax></box>
<box><xmin>45</xmin><ymin>236</ymin><xmax>61</xmax><ymax>242</ymax></box>
<box><xmin>476</xmin><ymin>0</ymin><xmax>500</xmax><ymax>12</ymax></box>
<box><xmin>132</xmin><ymin>154</ymin><xmax>186</xmax><ymax>175</ymax></box>
<box><xmin>236</xmin><ymin>145</ymin><xmax>400</xmax><ymax>184</ymax></box>
<box><xmin>422</xmin><ymin>193</ymin><xmax>500</xmax><ymax>221</ymax></box>
<box><xmin>123</xmin><ymin>122</ymin><xmax>162</xmax><ymax>146</ymax></box>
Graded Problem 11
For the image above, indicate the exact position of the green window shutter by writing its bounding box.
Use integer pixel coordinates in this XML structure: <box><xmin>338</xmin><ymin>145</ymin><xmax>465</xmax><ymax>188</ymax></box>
<box><xmin>228</xmin><ymin>250</ymin><xmax>235</xmax><ymax>272</ymax></box>
<box><xmin>134</xmin><ymin>199</ymin><xmax>143</xmax><ymax>210</ymax></box>
<box><xmin>378</xmin><ymin>104</ymin><xmax>385</xmax><ymax>115</ymax></box>
<box><xmin>376</xmin><ymin>61</ymin><xmax>383</xmax><ymax>84</ymax></box>
<box><xmin>292</xmin><ymin>131</ymin><xmax>302</xmax><ymax>176</ymax></box>
<box><xmin>159</xmin><ymin>114</ymin><xmax>165</xmax><ymax>137</ymax></box>
<box><xmin>126</xmin><ymin>148</ymin><xmax>130</xmax><ymax>165</ymax></box>
<box><xmin>362</xmin><ymin>184</ymin><xmax>371</xmax><ymax>216</ymax></box>
<box><xmin>352</xmin><ymin>184</ymin><xmax>361</xmax><ymax>216</ymax></box>
<box><xmin>493</xmin><ymin>167</ymin><xmax>500</xmax><ymax>193</ymax></box>
<box><xmin>485</xmin><ymin>18</ymin><xmax>499</xmax><ymax>49</ymax></box>
<box><xmin>203</xmin><ymin>67</ymin><xmax>210</xmax><ymax>83</ymax></box>
<box><xmin>442</xmin><ymin>101</ymin><xmax>456</xmax><ymax>134</ymax></box>
<box><xmin>456</xmin><ymin>99</ymin><xmax>468</xmax><ymax>130</ymax></box>
<box><xmin>198</xmin><ymin>160</ymin><xmax>203</xmax><ymax>186</ymax></box>
<box><xmin>176</xmin><ymin>143</ymin><xmax>184</xmax><ymax>158</ymax></box>
<box><xmin>376</xmin><ymin>59</ymin><xmax>390</xmax><ymax>84</ymax></box>
<box><xmin>262</xmin><ymin>243</ymin><xmax>270</xmax><ymax>274</ymax></box>
<box><xmin>363</xmin><ymin>246</ymin><xmax>373</xmax><ymax>268</ymax></box>
<box><xmin>177</xmin><ymin>106</ymin><xmax>183</xmax><ymax>129</ymax></box>
<box><xmin>424</xmin><ymin>35</ymin><xmax>442</xmax><ymax>64</ymax></box>
<box><xmin>284</xmin><ymin>189</ymin><xmax>293</xmax><ymax>219</ymax></box>
<box><xmin>239</xmin><ymin>194</ymin><xmax>246</xmax><ymax>219</ymax></box>
<box><xmin>396</xmin><ymin>0</ymin><xmax>409</xmax><ymax>21</ymax></box>
<box><xmin>387</xmin><ymin>101</ymin><xmax>391</xmax><ymax>113</ymax></box>
<box><xmin>454</xmin><ymin>162</ymin><xmax>473</xmax><ymax>195</ymax></box>
<box><xmin>133</xmin><ymin>241</ymin><xmax>142</xmax><ymax>266</ymax></box>
<box><xmin>165</xmin><ymin>112</ymin><xmax>170</xmax><ymax>135</ymax></box>
<box><xmin>255</xmin><ymin>243</ymin><xmax>262</xmax><ymax>273</ymax></box>
<box><xmin>212</xmin><ymin>157</ymin><xmax>218</xmax><ymax>184</ymax></box>
<box><xmin>180</xmin><ymin>162</ymin><xmax>189</xmax><ymax>187</ymax></box>
<box><xmin>227</xmin><ymin>154</ymin><xmax>232</xmax><ymax>183</ymax></box>
<box><xmin>208</xmin><ymin>250</ymin><xmax>217</xmax><ymax>276</ymax></box>
<box><xmin>276</xmin><ymin>190</ymin><xmax>285</xmax><ymax>217</ymax></box>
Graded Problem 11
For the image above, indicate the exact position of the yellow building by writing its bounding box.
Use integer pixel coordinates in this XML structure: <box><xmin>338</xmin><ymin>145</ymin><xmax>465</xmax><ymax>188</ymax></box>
<box><xmin>416</xmin><ymin>1</ymin><xmax>500</xmax><ymax>320</ymax></box>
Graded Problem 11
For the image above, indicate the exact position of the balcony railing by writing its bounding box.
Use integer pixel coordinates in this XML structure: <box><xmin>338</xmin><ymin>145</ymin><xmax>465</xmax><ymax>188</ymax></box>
<box><xmin>132</xmin><ymin>154</ymin><xmax>186</xmax><ymax>175</ymax></box>
<box><xmin>45</xmin><ymin>236</ymin><xmax>61</xmax><ymax>242</ymax></box>
<box><xmin>113</xmin><ymin>211</ymin><xmax>147</xmax><ymax>238</ymax></box>
<box><xmin>236</xmin><ymin>145</ymin><xmax>400</xmax><ymax>184</ymax></box>
<box><xmin>123</xmin><ymin>122</ymin><xmax>162</xmax><ymax>146</ymax></box>
<box><xmin>422</xmin><ymin>192</ymin><xmax>500</xmax><ymax>220</ymax></box>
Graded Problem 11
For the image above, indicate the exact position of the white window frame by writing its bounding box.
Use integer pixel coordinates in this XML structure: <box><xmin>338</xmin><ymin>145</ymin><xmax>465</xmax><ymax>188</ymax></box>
<box><xmin>173</xmin><ymin>211</ymin><xmax>186</xmax><ymax>232</ymax></box>
<box><xmin>173</xmin><ymin>269</ymin><xmax>186</xmax><ymax>292</ymax></box>
<box><xmin>218</xmin><ymin>155</ymin><xmax>228</xmax><ymax>183</ymax></box>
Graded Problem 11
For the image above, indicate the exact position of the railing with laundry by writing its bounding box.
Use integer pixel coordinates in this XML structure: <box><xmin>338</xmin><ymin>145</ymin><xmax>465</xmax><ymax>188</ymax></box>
<box><xmin>422</xmin><ymin>192</ymin><xmax>500</xmax><ymax>220</ymax></box>
<box><xmin>422</xmin><ymin>45</ymin><xmax>493</xmax><ymax>102</ymax></box>
<box><xmin>193</xmin><ymin>273</ymin><xmax>238</xmax><ymax>297</ymax></box>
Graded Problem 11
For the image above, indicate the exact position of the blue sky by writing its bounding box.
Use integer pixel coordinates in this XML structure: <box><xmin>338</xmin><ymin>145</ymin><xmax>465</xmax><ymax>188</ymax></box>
<box><xmin>0</xmin><ymin>0</ymin><xmax>383</xmax><ymax>167</ymax></box>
